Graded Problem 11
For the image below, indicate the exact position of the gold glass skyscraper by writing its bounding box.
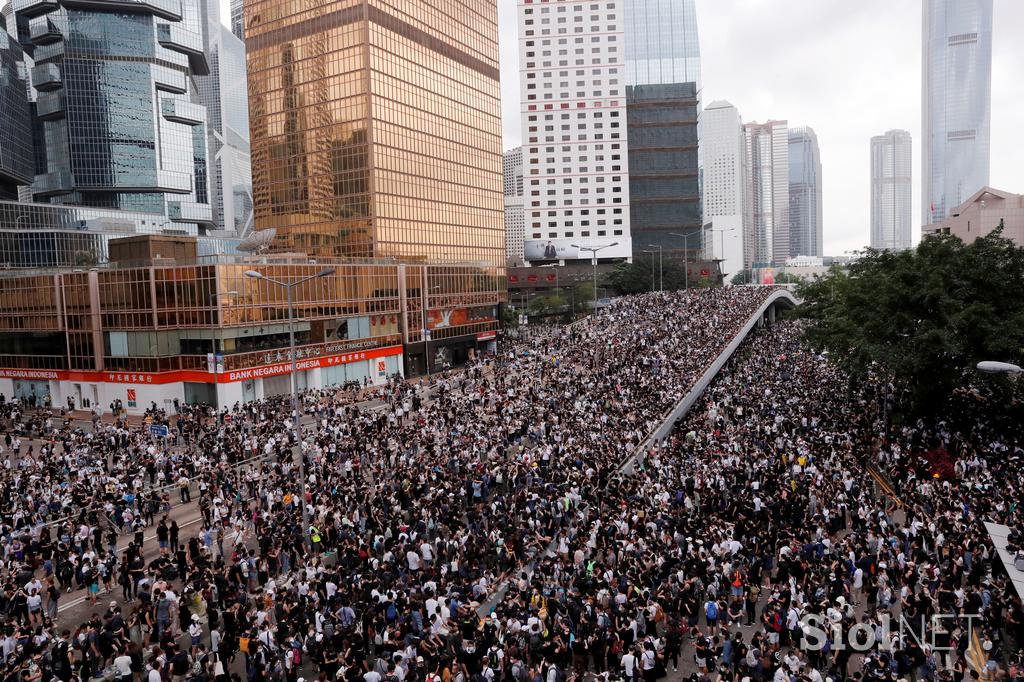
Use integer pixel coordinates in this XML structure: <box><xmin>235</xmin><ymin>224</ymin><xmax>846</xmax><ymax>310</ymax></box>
<box><xmin>244</xmin><ymin>0</ymin><xmax>505</xmax><ymax>268</ymax></box>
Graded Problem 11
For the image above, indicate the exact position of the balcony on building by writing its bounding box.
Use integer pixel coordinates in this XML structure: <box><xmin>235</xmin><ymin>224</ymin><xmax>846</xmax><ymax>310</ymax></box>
<box><xmin>35</xmin><ymin>91</ymin><xmax>65</xmax><ymax>120</ymax></box>
<box><xmin>28</xmin><ymin>17</ymin><xmax>62</xmax><ymax>45</ymax></box>
<box><xmin>160</xmin><ymin>98</ymin><xmax>205</xmax><ymax>126</ymax></box>
<box><xmin>15</xmin><ymin>0</ymin><xmax>183</xmax><ymax>19</ymax></box>
<box><xmin>32</xmin><ymin>170</ymin><xmax>74</xmax><ymax>197</ymax></box>
<box><xmin>152</xmin><ymin>64</ymin><xmax>187</xmax><ymax>94</ymax></box>
<box><xmin>10</xmin><ymin>0</ymin><xmax>60</xmax><ymax>19</ymax></box>
<box><xmin>156</xmin><ymin>22</ymin><xmax>209</xmax><ymax>75</ymax></box>
<box><xmin>30</xmin><ymin>62</ymin><xmax>62</xmax><ymax>91</ymax></box>
<box><xmin>166</xmin><ymin>200</ymin><xmax>214</xmax><ymax>226</ymax></box>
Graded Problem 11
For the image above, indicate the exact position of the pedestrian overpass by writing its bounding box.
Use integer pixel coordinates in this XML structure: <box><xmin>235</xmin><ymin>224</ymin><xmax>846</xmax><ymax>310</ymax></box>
<box><xmin>478</xmin><ymin>287</ymin><xmax>799</xmax><ymax>614</ymax></box>
<box><xmin>618</xmin><ymin>287</ymin><xmax>800</xmax><ymax>475</ymax></box>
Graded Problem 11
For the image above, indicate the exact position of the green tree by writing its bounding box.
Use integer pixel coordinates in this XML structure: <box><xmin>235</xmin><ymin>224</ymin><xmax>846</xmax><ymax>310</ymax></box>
<box><xmin>500</xmin><ymin>303</ymin><xmax>519</xmax><ymax>329</ymax></box>
<box><xmin>607</xmin><ymin>258</ymin><xmax>715</xmax><ymax>294</ymax></box>
<box><xmin>607</xmin><ymin>261</ymin><xmax>653</xmax><ymax>295</ymax></box>
<box><xmin>774</xmin><ymin>272</ymin><xmax>804</xmax><ymax>284</ymax></box>
<box><xmin>573</xmin><ymin>282</ymin><xmax>595</xmax><ymax>313</ymax></box>
<box><xmin>796</xmin><ymin>232</ymin><xmax>1024</xmax><ymax>415</ymax></box>
<box><xmin>731</xmin><ymin>270</ymin><xmax>752</xmax><ymax>286</ymax></box>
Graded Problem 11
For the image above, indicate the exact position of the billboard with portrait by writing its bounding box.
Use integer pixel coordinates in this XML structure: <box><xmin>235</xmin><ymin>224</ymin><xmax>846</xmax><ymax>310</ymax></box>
<box><xmin>524</xmin><ymin>239</ymin><xmax>580</xmax><ymax>261</ymax></box>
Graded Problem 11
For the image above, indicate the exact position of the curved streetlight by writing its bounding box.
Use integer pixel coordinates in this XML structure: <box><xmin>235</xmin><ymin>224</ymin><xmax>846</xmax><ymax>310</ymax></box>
<box><xmin>977</xmin><ymin>361</ymin><xmax>1023</xmax><ymax>375</ymax></box>
<box><xmin>669</xmin><ymin>232</ymin><xmax>702</xmax><ymax>289</ymax></box>
<box><xmin>646</xmin><ymin>244</ymin><xmax>663</xmax><ymax>291</ymax></box>
<box><xmin>571</xmin><ymin>242</ymin><xmax>618</xmax><ymax>310</ymax></box>
<box><xmin>209</xmin><ymin>290</ymin><xmax>240</xmax><ymax>420</ymax></box>
<box><xmin>243</xmin><ymin>267</ymin><xmax>335</xmax><ymax>549</ymax></box>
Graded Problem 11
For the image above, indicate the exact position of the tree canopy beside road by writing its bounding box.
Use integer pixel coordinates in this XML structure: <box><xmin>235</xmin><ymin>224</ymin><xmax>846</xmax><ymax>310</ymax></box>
<box><xmin>795</xmin><ymin>230</ymin><xmax>1024</xmax><ymax>416</ymax></box>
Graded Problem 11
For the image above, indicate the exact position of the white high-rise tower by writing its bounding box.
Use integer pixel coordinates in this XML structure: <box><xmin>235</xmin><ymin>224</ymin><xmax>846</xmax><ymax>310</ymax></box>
<box><xmin>871</xmin><ymin>130</ymin><xmax>913</xmax><ymax>251</ymax></box>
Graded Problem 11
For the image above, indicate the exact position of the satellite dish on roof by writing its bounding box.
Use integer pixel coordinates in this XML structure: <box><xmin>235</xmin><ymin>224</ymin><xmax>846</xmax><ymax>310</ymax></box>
<box><xmin>237</xmin><ymin>228</ymin><xmax>277</xmax><ymax>253</ymax></box>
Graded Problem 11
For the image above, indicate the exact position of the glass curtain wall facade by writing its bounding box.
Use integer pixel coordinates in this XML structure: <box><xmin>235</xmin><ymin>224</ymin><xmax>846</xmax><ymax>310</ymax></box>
<box><xmin>0</xmin><ymin>199</ymin><xmax>238</xmax><ymax>267</ymax></box>
<box><xmin>626</xmin><ymin>82</ymin><xmax>700</xmax><ymax>255</ymax></box>
<box><xmin>787</xmin><ymin>126</ymin><xmax>822</xmax><ymax>258</ymax></box>
<box><xmin>0</xmin><ymin>258</ymin><xmax>500</xmax><ymax>375</ymax></box>
<box><xmin>622</xmin><ymin>0</ymin><xmax>701</xmax><ymax>90</ymax></box>
<box><xmin>194</xmin><ymin>0</ymin><xmax>253</xmax><ymax>235</ymax></box>
<box><xmin>229</xmin><ymin>0</ymin><xmax>243</xmax><ymax>41</ymax></box>
<box><xmin>922</xmin><ymin>0</ymin><xmax>992</xmax><ymax>225</ymax></box>
<box><xmin>871</xmin><ymin>129</ymin><xmax>913</xmax><ymax>251</ymax></box>
<box><xmin>743</xmin><ymin>120</ymin><xmax>789</xmax><ymax>267</ymax></box>
<box><xmin>12</xmin><ymin>0</ymin><xmax>214</xmax><ymax>228</ymax></box>
<box><xmin>0</xmin><ymin>8</ymin><xmax>33</xmax><ymax>200</ymax></box>
<box><xmin>245</xmin><ymin>0</ymin><xmax>504</xmax><ymax>269</ymax></box>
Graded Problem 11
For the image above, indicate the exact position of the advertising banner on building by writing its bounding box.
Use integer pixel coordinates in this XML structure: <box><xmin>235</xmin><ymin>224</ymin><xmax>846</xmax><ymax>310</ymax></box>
<box><xmin>427</xmin><ymin>306</ymin><xmax>496</xmax><ymax>330</ymax></box>
<box><xmin>524</xmin><ymin>239</ymin><xmax>580</xmax><ymax>261</ymax></box>
<box><xmin>757</xmin><ymin>267</ymin><xmax>776</xmax><ymax>285</ymax></box>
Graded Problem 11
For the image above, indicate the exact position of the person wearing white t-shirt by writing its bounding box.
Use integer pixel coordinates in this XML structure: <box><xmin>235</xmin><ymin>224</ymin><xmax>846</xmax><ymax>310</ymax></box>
<box><xmin>148</xmin><ymin>660</ymin><xmax>164</xmax><ymax>682</ymax></box>
<box><xmin>113</xmin><ymin>650</ymin><xmax>133</xmax><ymax>682</ymax></box>
<box><xmin>640</xmin><ymin>644</ymin><xmax>657</xmax><ymax>682</ymax></box>
<box><xmin>621</xmin><ymin>650</ymin><xmax>637</xmax><ymax>682</ymax></box>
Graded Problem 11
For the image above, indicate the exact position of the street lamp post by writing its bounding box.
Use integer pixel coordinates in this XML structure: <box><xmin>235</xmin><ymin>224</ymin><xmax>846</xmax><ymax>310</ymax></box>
<box><xmin>669</xmin><ymin>232</ymin><xmax>703</xmax><ymax>290</ymax></box>
<box><xmin>704</xmin><ymin>228</ymin><xmax>736</xmax><ymax>280</ymax></box>
<box><xmin>244</xmin><ymin>267</ymin><xmax>335</xmax><ymax>550</ymax></box>
<box><xmin>641</xmin><ymin>250</ymin><xmax>657</xmax><ymax>292</ymax></box>
<box><xmin>209</xmin><ymin>290</ymin><xmax>239</xmax><ymax>423</ymax></box>
<box><xmin>571</xmin><ymin>242</ymin><xmax>618</xmax><ymax>310</ymax></box>
<box><xmin>646</xmin><ymin>244</ymin><xmax>663</xmax><ymax>291</ymax></box>
<box><xmin>421</xmin><ymin>284</ymin><xmax>441</xmax><ymax>381</ymax></box>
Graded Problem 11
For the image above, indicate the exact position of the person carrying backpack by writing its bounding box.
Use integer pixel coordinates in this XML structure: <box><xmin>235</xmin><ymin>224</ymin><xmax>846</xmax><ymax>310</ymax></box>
<box><xmin>704</xmin><ymin>598</ymin><xmax>720</xmax><ymax>635</ymax></box>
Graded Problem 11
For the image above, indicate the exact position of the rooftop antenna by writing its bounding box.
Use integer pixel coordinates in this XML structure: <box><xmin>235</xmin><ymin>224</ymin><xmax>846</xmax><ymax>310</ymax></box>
<box><xmin>236</xmin><ymin>227</ymin><xmax>277</xmax><ymax>254</ymax></box>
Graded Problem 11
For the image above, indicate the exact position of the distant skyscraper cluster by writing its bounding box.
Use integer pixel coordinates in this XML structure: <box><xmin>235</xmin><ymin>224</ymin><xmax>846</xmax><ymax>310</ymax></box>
<box><xmin>514</xmin><ymin>0</ymin><xmax>705</xmax><ymax>266</ymax></box>
<box><xmin>194</xmin><ymin>0</ymin><xmax>253</xmax><ymax>236</ymax></box>
<box><xmin>512</xmin><ymin>0</ymin><xmax>827</xmax><ymax>273</ymax></box>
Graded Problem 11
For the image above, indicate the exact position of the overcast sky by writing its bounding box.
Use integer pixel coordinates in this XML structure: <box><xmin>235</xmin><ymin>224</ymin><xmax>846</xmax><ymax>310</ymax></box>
<box><xmin>496</xmin><ymin>0</ymin><xmax>1024</xmax><ymax>255</ymax></box>
<box><xmin>220</xmin><ymin>0</ymin><xmax>1023</xmax><ymax>256</ymax></box>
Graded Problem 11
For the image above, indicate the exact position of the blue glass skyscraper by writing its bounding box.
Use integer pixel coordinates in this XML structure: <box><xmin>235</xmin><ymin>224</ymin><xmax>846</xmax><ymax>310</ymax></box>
<box><xmin>0</xmin><ymin>7</ymin><xmax>32</xmax><ymax>200</ymax></box>
<box><xmin>12</xmin><ymin>0</ymin><xmax>213</xmax><ymax>228</ymax></box>
<box><xmin>623</xmin><ymin>0</ymin><xmax>701</xmax><ymax>91</ymax></box>
<box><xmin>922</xmin><ymin>0</ymin><xmax>992</xmax><ymax>225</ymax></box>
<box><xmin>194</xmin><ymin>0</ymin><xmax>252</xmax><ymax>235</ymax></box>
<box><xmin>788</xmin><ymin>127</ymin><xmax>822</xmax><ymax>258</ymax></box>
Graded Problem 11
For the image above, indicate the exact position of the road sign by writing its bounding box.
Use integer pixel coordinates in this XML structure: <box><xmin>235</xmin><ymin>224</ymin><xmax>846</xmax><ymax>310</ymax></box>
<box><xmin>149</xmin><ymin>424</ymin><xmax>169</xmax><ymax>438</ymax></box>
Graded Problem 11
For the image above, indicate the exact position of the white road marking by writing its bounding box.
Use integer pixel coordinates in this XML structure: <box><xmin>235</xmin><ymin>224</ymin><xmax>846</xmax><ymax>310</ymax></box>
<box><xmin>56</xmin><ymin>514</ymin><xmax>205</xmax><ymax>613</ymax></box>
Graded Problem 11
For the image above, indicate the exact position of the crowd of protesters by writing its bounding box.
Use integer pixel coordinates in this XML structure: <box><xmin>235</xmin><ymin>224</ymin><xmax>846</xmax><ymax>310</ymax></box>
<box><xmin>0</xmin><ymin>288</ymin><xmax>1020</xmax><ymax>682</ymax></box>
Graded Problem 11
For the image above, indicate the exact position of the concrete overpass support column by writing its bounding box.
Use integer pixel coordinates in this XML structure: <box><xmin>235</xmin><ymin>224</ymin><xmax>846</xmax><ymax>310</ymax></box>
<box><xmin>769</xmin><ymin>305</ymin><xmax>777</xmax><ymax>323</ymax></box>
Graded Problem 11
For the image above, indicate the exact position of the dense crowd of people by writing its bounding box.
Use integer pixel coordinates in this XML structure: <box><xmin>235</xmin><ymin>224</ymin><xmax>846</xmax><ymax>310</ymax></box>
<box><xmin>0</xmin><ymin>287</ymin><xmax>1020</xmax><ymax>682</ymax></box>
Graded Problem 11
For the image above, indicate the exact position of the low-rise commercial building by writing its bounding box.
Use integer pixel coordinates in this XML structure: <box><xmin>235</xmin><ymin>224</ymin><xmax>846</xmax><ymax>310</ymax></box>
<box><xmin>921</xmin><ymin>186</ymin><xmax>1024</xmax><ymax>247</ymax></box>
<box><xmin>0</xmin><ymin>251</ymin><xmax>501</xmax><ymax>413</ymax></box>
